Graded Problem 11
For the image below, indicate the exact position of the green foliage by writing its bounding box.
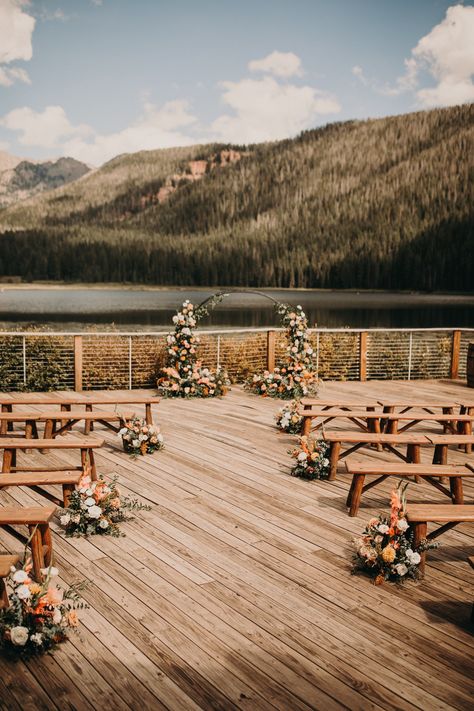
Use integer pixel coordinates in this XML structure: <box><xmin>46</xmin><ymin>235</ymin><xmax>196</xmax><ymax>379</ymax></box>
<box><xmin>0</xmin><ymin>334</ymin><xmax>73</xmax><ymax>391</ymax></box>
<box><xmin>0</xmin><ymin>105</ymin><xmax>472</xmax><ymax>290</ymax></box>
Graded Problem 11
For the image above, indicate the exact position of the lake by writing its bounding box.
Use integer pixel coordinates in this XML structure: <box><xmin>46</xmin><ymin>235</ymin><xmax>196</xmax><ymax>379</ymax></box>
<box><xmin>0</xmin><ymin>287</ymin><xmax>473</xmax><ymax>330</ymax></box>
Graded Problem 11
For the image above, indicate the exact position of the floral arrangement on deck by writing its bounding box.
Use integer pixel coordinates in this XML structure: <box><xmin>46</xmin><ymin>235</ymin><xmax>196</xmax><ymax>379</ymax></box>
<box><xmin>59</xmin><ymin>468</ymin><xmax>150</xmax><ymax>537</ymax></box>
<box><xmin>245</xmin><ymin>303</ymin><xmax>318</xmax><ymax>399</ymax></box>
<box><xmin>0</xmin><ymin>561</ymin><xmax>87</xmax><ymax>660</ymax></box>
<box><xmin>120</xmin><ymin>416</ymin><xmax>164</xmax><ymax>456</ymax></box>
<box><xmin>157</xmin><ymin>298</ymin><xmax>230</xmax><ymax>398</ymax></box>
<box><xmin>275</xmin><ymin>400</ymin><xmax>304</xmax><ymax>434</ymax></box>
<box><xmin>288</xmin><ymin>435</ymin><xmax>330</xmax><ymax>479</ymax></box>
<box><xmin>352</xmin><ymin>484</ymin><xmax>437</xmax><ymax>584</ymax></box>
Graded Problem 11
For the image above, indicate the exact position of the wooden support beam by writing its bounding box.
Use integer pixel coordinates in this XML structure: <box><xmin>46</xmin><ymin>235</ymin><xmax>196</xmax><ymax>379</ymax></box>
<box><xmin>359</xmin><ymin>331</ymin><xmax>367</xmax><ymax>381</ymax></box>
<box><xmin>267</xmin><ymin>330</ymin><xmax>276</xmax><ymax>372</ymax></box>
<box><xmin>450</xmin><ymin>329</ymin><xmax>461</xmax><ymax>379</ymax></box>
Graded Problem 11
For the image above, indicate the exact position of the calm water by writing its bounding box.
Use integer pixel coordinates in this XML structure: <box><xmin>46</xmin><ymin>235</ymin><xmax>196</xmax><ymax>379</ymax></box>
<box><xmin>0</xmin><ymin>287</ymin><xmax>473</xmax><ymax>330</ymax></box>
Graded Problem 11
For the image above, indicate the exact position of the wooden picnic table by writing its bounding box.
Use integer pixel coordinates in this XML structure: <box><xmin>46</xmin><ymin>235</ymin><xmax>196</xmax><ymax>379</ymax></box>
<box><xmin>0</xmin><ymin>437</ymin><xmax>104</xmax><ymax>479</ymax></box>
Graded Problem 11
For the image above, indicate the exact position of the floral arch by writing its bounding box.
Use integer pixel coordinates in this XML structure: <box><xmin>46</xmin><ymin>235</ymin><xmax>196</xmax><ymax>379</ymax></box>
<box><xmin>157</xmin><ymin>290</ymin><xmax>318</xmax><ymax>399</ymax></box>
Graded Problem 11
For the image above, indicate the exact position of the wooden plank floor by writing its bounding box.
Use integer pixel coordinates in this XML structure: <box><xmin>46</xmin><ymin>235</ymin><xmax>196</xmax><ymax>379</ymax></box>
<box><xmin>0</xmin><ymin>380</ymin><xmax>473</xmax><ymax>711</ymax></box>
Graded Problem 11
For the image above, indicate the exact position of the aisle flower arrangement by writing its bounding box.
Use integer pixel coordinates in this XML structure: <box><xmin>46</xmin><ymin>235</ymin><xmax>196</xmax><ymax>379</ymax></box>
<box><xmin>352</xmin><ymin>484</ymin><xmax>437</xmax><ymax>584</ymax></box>
<box><xmin>246</xmin><ymin>303</ymin><xmax>318</xmax><ymax>399</ymax></box>
<box><xmin>157</xmin><ymin>298</ymin><xmax>230</xmax><ymax>398</ymax></box>
<box><xmin>120</xmin><ymin>416</ymin><xmax>164</xmax><ymax>456</ymax></box>
<box><xmin>289</xmin><ymin>435</ymin><xmax>330</xmax><ymax>479</ymax></box>
<box><xmin>275</xmin><ymin>400</ymin><xmax>304</xmax><ymax>434</ymax></box>
<box><xmin>59</xmin><ymin>468</ymin><xmax>150</xmax><ymax>537</ymax></box>
<box><xmin>0</xmin><ymin>561</ymin><xmax>87</xmax><ymax>660</ymax></box>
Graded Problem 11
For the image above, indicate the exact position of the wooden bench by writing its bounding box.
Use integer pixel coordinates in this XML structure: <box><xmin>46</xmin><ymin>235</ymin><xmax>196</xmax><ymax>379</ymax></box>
<box><xmin>378</xmin><ymin>401</ymin><xmax>457</xmax><ymax>415</ymax></box>
<box><xmin>457</xmin><ymin>402</ymin><xmax>474</xmax><ymax>453</ymax></box>
<box><xmin>322</xmin><ymin>432</ymin><xmax>431</xmax><ymax>480</ymax></box>
<box><xmin>0</xmin><ymin>437</ymin><xmax>104</xmax><ymax>479</ymax></box>
<box><xmin>299</xmin><ymin>409</ymin><xmax>384</xmax><ymax>437</ymax></box>
<box><xmin>300</xmin><ymin>399</ymin><xmax>380</xmax><ymax>412</ymax></box>
<box><xmin>426</xmin><ymin>434</ymin><xmax>474</xmax><ymax>464</ymax></box>
<box><xmin>0</xmin><ymin>471</ymin><xmax>82</xmax><ymax>507</ymax></box>
<box><xmin>0</xmin><ymin>554</ymin><xmax>20</xmax><ymax>608</ymax></box>
<box><xmin>0</xmin><ymin>411</ymin><xmax>133</xmax><ymax>439</ymax></box>
<box><xmin>0</xmin><ymin>393</ymin><xmax>159</xmax><ymax>434</ymax></box>
<box><xmin>344</xmin><ymin>462</ymin><xmax>473</xmax><ymax>516</ymax></box>
<box><xmin>0</xmin><ymin>505</ymin><xmax>56</xmax><ymax>581</ymax></box>
<box><xmin>406</xmin><ymin>504</ymin><xmax>474</xmax><ymax>576</ymax></box>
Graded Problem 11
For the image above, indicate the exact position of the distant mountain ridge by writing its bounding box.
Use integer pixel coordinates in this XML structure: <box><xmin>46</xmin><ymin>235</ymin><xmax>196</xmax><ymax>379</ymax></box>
<box><xmin>0</xmin><ymin>153</ymin><xmax>90</xmax><ymax>208</ymax></box>
<box><xmin>0</xmin><ymin>104</ymin><xmax>472</xmax><ymax>291</ymax></box>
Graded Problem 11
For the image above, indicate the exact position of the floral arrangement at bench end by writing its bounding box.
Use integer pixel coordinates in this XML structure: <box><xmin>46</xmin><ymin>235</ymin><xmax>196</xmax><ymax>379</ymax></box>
<box><xmin>0</xmin><ymin>561</ymin><xmax>87</xmax><ymax>660</ymax></box>
<box><xmin>352</xmin><ymin>484</ymin><xmax>438</xmax><ymax>585</ymax></box>
<box><xmin>275</xmin><ymin>400</ymin><xmax>304</xmax><ymax>434</ymax></box>
<box><xmin>246</xmin><ymin>304</ymin><xmax>318</xmax><ymax>400</ymax></box>
<box><xmin>120</xmin><ymin>416</ymin><xmax>164</xmax><ymax>456</ymax></box>
<box><xmin>59</xmin><ymin>467</ymin><xmax>150</xmax><ymax>537</ymax></box>
<box><xmin>157</xmin><ymin>299</ymin><xmax>230</xmax><ymax>398</ymax></box>
<box><xmin>289</xmin><ymin>435</ymin><xmax>330</xmax><ymax>479</ymax></box>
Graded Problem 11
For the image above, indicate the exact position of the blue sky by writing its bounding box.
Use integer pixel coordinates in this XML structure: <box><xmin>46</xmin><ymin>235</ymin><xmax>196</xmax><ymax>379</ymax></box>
<box><xmin>0</xmin><ymin>0</ymin><xmax>473</xmax><ymax>165</ymax></box>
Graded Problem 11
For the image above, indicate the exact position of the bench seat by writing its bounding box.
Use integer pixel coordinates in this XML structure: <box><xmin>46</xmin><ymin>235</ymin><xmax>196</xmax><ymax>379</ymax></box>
<box><xmin>406</xmin><ymin>504</ymin><xmax>474</xmax><ymax>576</ymax></box>
<box><xmin>0</xmin><ymin>470</ymin><xmax>82</xmax><ymax>506</ymax></box>
<box><xmin>344</xmin><ymin>462</ymin><xmax>472</xmax><ymax>516</ymax></box>
<box><xmin>0</xmin><ymin>505</ymin><xmax>56</xmax><ymax>581</ymax></box>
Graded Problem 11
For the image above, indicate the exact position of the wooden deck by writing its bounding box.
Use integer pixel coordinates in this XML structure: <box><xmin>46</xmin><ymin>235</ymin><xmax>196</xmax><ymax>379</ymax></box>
<box><xmin>0</xmin><ymin>380</ymin><xmax>473</xmax><ymax>710</ymax></box>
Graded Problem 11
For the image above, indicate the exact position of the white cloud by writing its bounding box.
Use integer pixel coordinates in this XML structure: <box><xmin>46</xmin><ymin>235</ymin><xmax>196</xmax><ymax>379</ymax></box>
<box><xmin>0</xmin><ymin>0</ymin><xmax>35</xmax><ymax>87</ymax></box>
<box><xmin>211</xmin><ymin>68</ymin><xmax>340</xmax><ymax>144</ymax></box>
<box><xmin>411</xmin><ymin>4</ymin><xmax>474</xmax><ymax>107</ymax></box>
<box><xmin>249</xmin><ymin>51</ymin><xmax>303</xmax><ymax>78</ymax></box>
<box><xmin>0</xmin><ymin>100</ymin><xmax>197</xmax><ymax>165</ymax></box>
<box><xmin>359</xmin><ymin>4</ymin><xmax>474</xmax><ymax>106</ymax></box>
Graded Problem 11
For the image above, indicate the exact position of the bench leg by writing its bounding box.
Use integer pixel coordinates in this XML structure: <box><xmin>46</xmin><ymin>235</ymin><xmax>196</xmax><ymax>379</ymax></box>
<box><xmin>85</xmin><ymin>404</ymin><xmax>93</xmax><ymax>434</ymax></box>
<box><xmin>63</xmin><ymin>483</ymin><xmax>75</xmax><ymax>508</ymax></box>
<box><xmin>412</xmin><ymin>521</ymin><xmax>428</xmax><ymax>577</ymax></box>
<box><xmin>302</xmin><ymin>416</ymin><xmax>312</xmax><ymax>437</ymax></box>
<box><xmin>2</xmin><ymin>404</ymin><xmax>13</xmax><ymax>433</ymax></box>
<box><xmin>29</xmin><ymin>525</ymin><xmax>45</xmax><ymax>581</ymax></box>
<box><xmin>82</xmin><ymin>448</ymin><xmax>97</xmax><ymax>481</ymax></box>
<box><xmin>145</xmin><ymin>403</ymin><xmax>152</xmax><ymax>425</ymax></box>
<box><xmin>0</xmin><ymin>579</ymin><xmax>9</xmax><ymax>609</ymax></box>
<box><xmin>328</xmin><ymin>442</ymin><xmax>340</xmax><ymax>481</ymax></box>
<box><xmin>348</xmin><ymin>474</ymin><xmax>365</xmax><ymax>517</ymax></box>
<box><xmin>449</xmin><ymin>476</ymin><xmax>464</xmax><ymax>504</ymax></box>
<box><xmin>406</xmin><ymin>445</ymin><xmax>421</xmax><ymax>482</ymax></box>
<box><xmin>41</xmin><ymin>524</ymin><xmax>52</xmax><ymax>568</ymax></box>
<box><xmin>2</xmin><ymin>449</ymin><xmax>13</xmax><ymax>473</ymax></box>
<box><xmin>60</xmin><ymin>404</ymin><xmax>72</xmax><ymax>433</ymax></box>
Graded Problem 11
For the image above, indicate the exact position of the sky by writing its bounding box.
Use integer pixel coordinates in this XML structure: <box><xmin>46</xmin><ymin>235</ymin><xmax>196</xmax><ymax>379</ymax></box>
<box><xmin>0</xmin><ymin>0</ymin><xmax>473</xmax><ymax>166</ymax></box>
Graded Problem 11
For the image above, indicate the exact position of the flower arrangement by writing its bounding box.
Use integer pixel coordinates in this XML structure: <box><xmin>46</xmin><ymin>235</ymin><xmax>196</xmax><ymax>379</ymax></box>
<box><xmin>59</xmin><ymin>468</ymin><xmax>150</xmax><ymax>537</ymax></box>
<box><xmin>288</xmin><ymin>435</ymin><xmax>330</xmax><ymax>479</ymax></box>
<box><xmin>246</xmin><ymin>303</ymin><xmax>318</xmax><ymax>399</ymax></box>
<box><xmin>120</xmin><ymin>416</ymin><xmax>164</xmax><ymax>456</ymax></box>
<box><xmin>275</xmin><ymin>400</ymin><xmax>304</xmax><ymax>434</ymax></box>
<box><xmin>157</xmin><ymin>298</ymin><xmax>230</xmax><ymax>398</ymax></box>
<box><xmin>352</xmin><ymin>484</ymin><xmax>438</xmax><ymax>584</ymax></box>
<box><xmin>0</xmin><ymin>561</ymin><xmax>87</xmax><ymax>660</ymax></box>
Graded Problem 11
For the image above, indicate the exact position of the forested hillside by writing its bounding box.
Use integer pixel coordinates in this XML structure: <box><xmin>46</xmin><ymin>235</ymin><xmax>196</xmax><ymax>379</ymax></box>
<box><xmin>0</xmin><ymin>104</ymin><xmax>472</xmax><ymax>289</ymax></box>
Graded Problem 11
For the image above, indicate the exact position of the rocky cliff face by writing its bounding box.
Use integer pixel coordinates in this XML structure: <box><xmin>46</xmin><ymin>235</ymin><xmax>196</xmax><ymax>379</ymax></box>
<box><xmin>0</xmin><ymin>155</ymin><xmax>90</xmax><ymax>208</ymax></box>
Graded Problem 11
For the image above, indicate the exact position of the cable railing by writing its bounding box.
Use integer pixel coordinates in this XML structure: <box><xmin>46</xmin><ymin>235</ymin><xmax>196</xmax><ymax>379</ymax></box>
<box><xmin>0</xmin><ymin>327</ymin><xmax>472</xmax><ymax>391</ymax></box>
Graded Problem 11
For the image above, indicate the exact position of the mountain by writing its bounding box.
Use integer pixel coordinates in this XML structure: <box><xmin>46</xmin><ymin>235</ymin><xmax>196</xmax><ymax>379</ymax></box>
<box><xmin>0</xmin><ymin>104</ymin><xmax>472</xmax><ymax>290</ymax></box>
<box><xmin>0</xmin><ymin>153</ymin><xmax>90</xmax><ymax>208</ymax></box>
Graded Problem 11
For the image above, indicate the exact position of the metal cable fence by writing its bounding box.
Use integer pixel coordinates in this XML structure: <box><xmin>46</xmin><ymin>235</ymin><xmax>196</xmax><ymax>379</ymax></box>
<box><xmin>0</xmin><ymin>328</ymin><xmax>472</xmax><ymax>391</ymax></box>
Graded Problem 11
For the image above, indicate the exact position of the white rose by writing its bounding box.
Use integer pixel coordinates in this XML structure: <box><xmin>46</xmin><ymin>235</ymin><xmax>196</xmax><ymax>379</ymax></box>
<box><xmin>395</xmin><ymin>563</ymin><xmax>408</xmax><ymax>577</ymax></box>
<box><xmin>406</xmin><ymin>550</ymin><xmax>421</xmax><ymax>565</ymax></box>
<box><xmin>84</xmin><ymin>497</ymin><xmax>96</xmax><ymax>507</ymax></box>
<box><xmin>72</xmin><ymin>514</ymin><xmax>81</xmax><ymax>524</ymax></box>
<box><xmin>85</xmin><ymin>488</ymin><xmax>94</xmax><ymax>496</ymax></box>
<box><xmin>377</xmin><ymin>524</ymin><xmax>389</xmax><ymax>534</ymax></box>
<box><xmin>157</xmin><ymin>434</ymin><xmax>164</xmax><ymax>442</ymax></box>
<box><xmin>118</xmin><ymin>427</ymin><xmax>127</xmax><ymax>436</ymax></box>
<box><xmin>132</xmin><ymin>439</ymin><xmax>139</xmax><ymax>447</ymax></box>
<box><xmin>12</xmin><ymin>570</ymin><xmax>28</xmax><ymax>584</ymax></box>
<box><xmin>397</xmin><ymin>518</ymin><xmax>409</xmax><ymax>532</ymax></box>
<box><xmin>172</xmin><ymin>315</ymin><xmax>179</xmax><ymax>323</ymax></box>
<box><xmin>30</xmin><ymin>633</ymin><xmax>43</xmax><ymax>646</ymax></box>
<box><xmin>52</xmin><ymin>608</ymin><xmax>62</xmax><ymax>624</ymax></box>
<box><xmin>10</xmin><ymin>626</ymin><xmax>29</xmax><ymax>646</ymax></box>
<box><xmin>99</xmin><ymin>519</ymin><xmax>109</xmax><ymax>529</ymax></box>
<box><xmin>87</xmin><ymin>505</ymin><xmax>102</xmax><ymax>519</ymax></box>
<box><xmin>297</xmin><ymin>452</ymin><xmax>308</xmax><ymax>461</ymax></box>
<box><xmin>16</xmin><ymin>585</ymin><xmax>31</xmax><ymax>600</ymax></box>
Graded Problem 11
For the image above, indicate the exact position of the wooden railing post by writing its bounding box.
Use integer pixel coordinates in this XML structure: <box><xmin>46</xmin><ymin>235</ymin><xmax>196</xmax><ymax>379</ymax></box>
<box><xmin>359</xmin><ymin>331</ymin><xmax>367</xmax><ymax>381</ymax></box>
<box><xmin>74</xmin><ymin>336</ymin><xmax>83</xmax><ymax>391</ymax></box>
<box><xmin>267</xmin><ymin>330</ymin><xmax>276</xmax><ymax>372</ymax></box>
<box><xmin>450</xmin><ymin>330</ymin><xmax>461</xmax><ymax>379</ymax></box>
